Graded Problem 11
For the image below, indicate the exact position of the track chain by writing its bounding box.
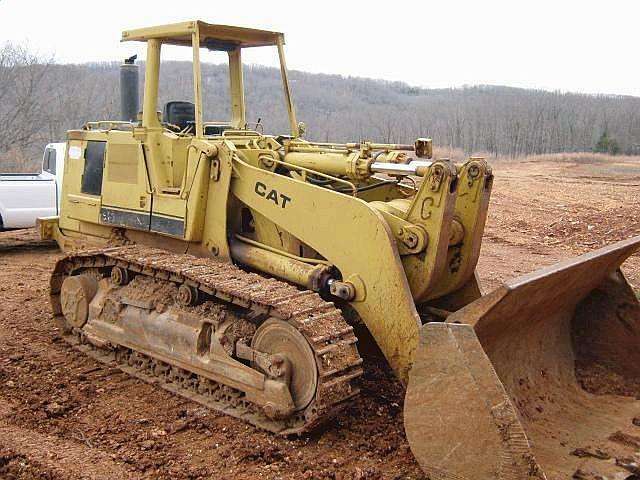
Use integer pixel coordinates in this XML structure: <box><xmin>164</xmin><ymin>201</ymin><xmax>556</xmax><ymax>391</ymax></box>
<box><xmin>50</xmin><ymin>245</ymin><xmax>363</xmax><ymax>434</ymax></box>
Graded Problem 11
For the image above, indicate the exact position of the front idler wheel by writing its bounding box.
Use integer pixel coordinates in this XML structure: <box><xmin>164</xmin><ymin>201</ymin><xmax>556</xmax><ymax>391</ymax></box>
<box><xmin>251</xmin><ymin>318</ymin><xmax>318</xmax><ymax>412</ymax></box>
<box><xmin>60</xmin><ymin>274</ymin><xmax>99</xmax><ymax>329</ymax></box>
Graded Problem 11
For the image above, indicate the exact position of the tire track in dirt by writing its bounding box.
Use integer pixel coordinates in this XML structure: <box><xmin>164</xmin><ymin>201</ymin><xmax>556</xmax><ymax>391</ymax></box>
<box><xmin>0</xmin><ymin>399</ymin><xmax>136</xmax><ymax>479</ymax></box>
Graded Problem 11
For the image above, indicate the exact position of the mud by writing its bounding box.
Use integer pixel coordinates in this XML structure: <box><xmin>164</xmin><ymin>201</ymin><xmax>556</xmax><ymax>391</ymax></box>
<box><xmin>0</xmin><ymin>155</ymin><xmax>639</xmax><ymax>479</ymax></box>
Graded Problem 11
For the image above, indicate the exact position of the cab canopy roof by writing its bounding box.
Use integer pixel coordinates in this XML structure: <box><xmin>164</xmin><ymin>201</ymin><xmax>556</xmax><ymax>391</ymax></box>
<box><xmin>121</xmin><ymin>20</ymin><xmax>283</xmax><ymax>50</ymax></box>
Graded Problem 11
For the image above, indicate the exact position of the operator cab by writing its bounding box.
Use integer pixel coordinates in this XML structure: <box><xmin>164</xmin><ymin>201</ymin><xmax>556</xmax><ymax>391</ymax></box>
<box><xmin>122</xmin><ymin>20</ymin><xmax>300</xmax><ymax>139</ymax></box>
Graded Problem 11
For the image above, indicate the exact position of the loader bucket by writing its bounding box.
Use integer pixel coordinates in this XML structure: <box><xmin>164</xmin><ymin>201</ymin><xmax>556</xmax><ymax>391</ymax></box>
<box><xmin>405</xmin><ymin>236</ymin><xmax>640</xmax><ymax>480</ymax></box>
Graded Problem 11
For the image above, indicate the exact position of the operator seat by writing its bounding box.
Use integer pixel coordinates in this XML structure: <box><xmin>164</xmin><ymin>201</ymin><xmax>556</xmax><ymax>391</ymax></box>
<box><xmin>163</xmin><ymin>101</ymin><xmax>195</xmax><ymax>131</ymax></box>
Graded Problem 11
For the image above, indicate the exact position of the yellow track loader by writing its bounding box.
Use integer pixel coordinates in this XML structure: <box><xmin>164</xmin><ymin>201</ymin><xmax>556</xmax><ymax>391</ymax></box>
<box><xmin>38</xmin><ymin>21</ymin><xmax>640</xmax><ymax>479</ymax></box>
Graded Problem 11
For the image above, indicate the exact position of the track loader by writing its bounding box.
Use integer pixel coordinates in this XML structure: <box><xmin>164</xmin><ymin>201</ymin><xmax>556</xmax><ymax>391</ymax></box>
<box><xmin>38</xmin><ymin>21</ymin><xmax>640</xmax><ymax>479</ymax></box>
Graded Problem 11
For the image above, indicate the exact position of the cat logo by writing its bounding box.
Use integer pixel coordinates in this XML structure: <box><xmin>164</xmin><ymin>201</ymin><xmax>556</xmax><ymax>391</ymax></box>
<box><xmin>254</xmin><ymin>182</ymin><xmax>292</xmax><ymax>209</ymax></box>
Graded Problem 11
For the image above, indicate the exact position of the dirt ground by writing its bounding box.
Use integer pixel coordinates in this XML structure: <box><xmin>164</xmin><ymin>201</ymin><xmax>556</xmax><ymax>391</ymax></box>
<box><xmin>0</xmin><ymin>155</ymin><xmax>639</xmax><ymax>480</ymax></box>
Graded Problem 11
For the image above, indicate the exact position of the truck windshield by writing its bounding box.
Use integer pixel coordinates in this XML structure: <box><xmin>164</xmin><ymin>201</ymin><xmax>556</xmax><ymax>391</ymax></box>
<box><xmin>43</xmin><ymin>147</ymin><xmax>56</xmax><ymax>175</ymax></box>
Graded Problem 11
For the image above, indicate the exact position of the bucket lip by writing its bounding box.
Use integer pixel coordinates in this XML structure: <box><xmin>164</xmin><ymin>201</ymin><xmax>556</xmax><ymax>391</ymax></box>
<box><xmin>506</xmin><ymin>235</ymin><xmax>640</xmax><ymax>290</ymax></box>
<box><xmin>443</xmin><ymin>235</ymin><xmax>640</xmax><ymax>328</ymax></box>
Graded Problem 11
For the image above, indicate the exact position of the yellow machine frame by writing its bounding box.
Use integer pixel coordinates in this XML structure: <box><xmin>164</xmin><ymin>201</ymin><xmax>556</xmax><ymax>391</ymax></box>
<box><xmin>43</xmin><ymin>20</ymin><xmax>492</xmax><ymax>383</ymax></box>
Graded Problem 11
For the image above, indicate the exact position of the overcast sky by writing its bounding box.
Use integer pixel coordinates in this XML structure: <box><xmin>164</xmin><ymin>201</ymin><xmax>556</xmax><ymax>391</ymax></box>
<box><xmin>1</xmin><ymin>0</ymin><xmax>639</xmax><ymax>96</ymax></box>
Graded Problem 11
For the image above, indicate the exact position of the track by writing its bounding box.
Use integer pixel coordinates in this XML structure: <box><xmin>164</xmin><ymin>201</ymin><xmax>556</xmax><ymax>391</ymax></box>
<box><xmin>50</xmin><ymin>245</ymin><xmax>363</xmax><ymax>435</ymax></box>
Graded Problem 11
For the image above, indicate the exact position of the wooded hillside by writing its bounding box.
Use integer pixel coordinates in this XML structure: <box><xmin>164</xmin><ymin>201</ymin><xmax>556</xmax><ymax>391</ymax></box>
<box><xmin>1</xmin><ymin>43</ymin><xmax>639</xmax><ymax>171</ymax></box>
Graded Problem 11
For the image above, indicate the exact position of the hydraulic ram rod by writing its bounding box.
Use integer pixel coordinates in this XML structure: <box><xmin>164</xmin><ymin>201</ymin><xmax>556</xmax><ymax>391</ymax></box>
<box><xmin>370</xmin><ymin>160</ymin><xmax>433</xmax><ymax>176</ymax></box>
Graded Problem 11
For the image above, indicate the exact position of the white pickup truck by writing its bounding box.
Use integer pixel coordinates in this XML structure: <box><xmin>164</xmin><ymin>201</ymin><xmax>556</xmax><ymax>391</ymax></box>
<box><xmin>0</xmin><ymin>143</ymin><xmax>66</xmax><ymax>229</ymax></box>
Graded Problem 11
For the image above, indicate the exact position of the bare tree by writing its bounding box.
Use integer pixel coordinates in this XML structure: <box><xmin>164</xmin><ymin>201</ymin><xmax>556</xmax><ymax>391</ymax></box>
<box><xmin>0</xmin><ymin>43</ymin><xmax>53</xmax><ymax>161</ymax></box>
<box><xmin>2</xmin><ymin>43</ymin><xmax>640</xmax><ymax>172</ymax></box>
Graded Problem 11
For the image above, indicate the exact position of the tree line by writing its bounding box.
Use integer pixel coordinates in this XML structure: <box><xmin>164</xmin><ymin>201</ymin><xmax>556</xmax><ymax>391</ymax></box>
<box><xmin>1</xmin><ymin>42</ymin><xmax>639</xmax><ymax>171</ymax></box>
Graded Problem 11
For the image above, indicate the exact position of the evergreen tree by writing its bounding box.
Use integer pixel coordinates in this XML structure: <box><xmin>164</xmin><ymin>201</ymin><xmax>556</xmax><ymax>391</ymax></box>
<box><xmin>594</xmin><ymin>129</ymin><xmax>620</xmax><ymax>155</ymax></box>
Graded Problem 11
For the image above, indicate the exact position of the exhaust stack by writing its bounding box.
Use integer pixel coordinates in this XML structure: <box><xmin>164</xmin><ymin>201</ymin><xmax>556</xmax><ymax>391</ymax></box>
<box><xmin>120</xmin><ymin>55</ymin><xmax>139</xmax><ymax>122</ymax></box>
